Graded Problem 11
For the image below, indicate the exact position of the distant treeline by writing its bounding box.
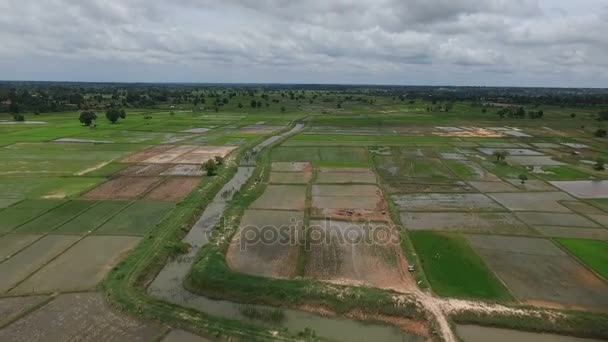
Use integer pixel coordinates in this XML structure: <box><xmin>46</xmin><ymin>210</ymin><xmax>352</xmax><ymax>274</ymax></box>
<box><xmin>1</xmin><ymin>81</ymin><xmax>607</xmax><ymax>113</ymax></box>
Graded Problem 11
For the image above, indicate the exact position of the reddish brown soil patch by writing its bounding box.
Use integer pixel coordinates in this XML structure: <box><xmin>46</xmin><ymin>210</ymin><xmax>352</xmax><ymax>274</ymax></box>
<box><xmin>143</xmin><ymin>177</ymin><xmax>201</xmax><ymax>201</ymax></box>
<box><xmin>118</xmin><ymin>163</ymin><xmax>172</xmax><ymax>176</ymax></box>
<box><xmin>81</xmin><ymin>176</ymin><xmax>161</xmax><ymax>200</ymax></box>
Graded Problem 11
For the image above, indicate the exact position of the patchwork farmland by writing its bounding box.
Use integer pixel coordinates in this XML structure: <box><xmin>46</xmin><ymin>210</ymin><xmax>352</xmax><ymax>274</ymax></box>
<box><xmin>1</xmin><ymin>86</ymin><xmax>607</xmax><ymax>342</ymax></box>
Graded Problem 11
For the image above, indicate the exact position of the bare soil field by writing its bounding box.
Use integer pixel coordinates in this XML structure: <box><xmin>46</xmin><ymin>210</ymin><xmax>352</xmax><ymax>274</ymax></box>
<box><xmin>239</xmin><ymin>124</ymin><xmax>285</xmax><ymax>134</ymax></box>
<box><xmin>316</xmin><ymin>167</ymin><xmax>377</xmax><ymax>184</ymax></box>
<box><xmin>160</xmin><ymin>164</ymin><xmax>204</xmax><ymax>176</ymax></box>
<box><xmin>401</xmin><ymin>212</ymin><xmax>534</xmax><ymax>235</ymax></box>
<box><xmin>142</xmin><ymin>153</ymin><xmax>183</xmax><ymax>164</ymax></box>
<box><xmin>118</xmin><ymin>163</ymin><xmax>172</xmax><ymax>176</ymax></box>
<box><xmin>0</xmin><ymin>235</ymin><xmax>79</xmax><ymax>293</ymax></box>
<box><xmin>12</xmin><ymin>235</ymin><xmax>141</xmax><ymax>294</ymax></box>
<box><xmin>311</xmin><ymin>184</ymin><xmax>389</xmax><ymax>222</ymax></box>
<box><xmin>162</xmin><ymin>329</ymin><xmax>209</xmax><ymax>342</ymax></box>
<box><xmin>305</xmin><ymin>219</ymin><xmax>413</xmax><ymax>292</ymax></box>
<box><xmin>514</xmin><ymin>212</ymin><xmax>600</xmax><ymax>227</ymax></box>
<box><xmin>385</xmin><ymin>181</ymin><xmax>473</xmax><ymax>193</ymax></box>
<box><xmin>191</xmin><ymin>146</ymin><xmax>237</xmax><ymax>155</ymax></box>
<box><xmin>478</xmin><ymin>148</ymin><xmax>543</xmax><ymax>156</ymax></box>
<box><xmin>488</xmin><ymin>192</ymin><xmax>575</xmax><ymax>212</ymax></box>
<box><xmin>81</xmin><ymin>176</ymin><xmax>162</xmax><ymax>200</ymax></box>
<box><xmin>0</xmin><ymin>234</ymin><xmax>40</xmax><ymax>260</ymax></box>
<box><xmin>391</xmin><ymin>193</ymin><xmax>504</xmax><ymax>211</ymax></box>
<box><xmin>0</xmin><ymin>292</ymin><xmax>163</xmax><ymax>341</ymax></box>
<box><xmin>0</xmin><ymin>295</ymin><xmax>48</xmax><ymax>327</ymax></box>
<box><xmin>271</xmin><ymin>161</ymin><xmax>312</xmax><ymax>172</ymax></box>
<box><xmin>455</xmin><ymin>324</ymin><xmax>603</xmax><ymax>342</ymax></box>
<box><xmin>227</xmin><ymin>210</ymin><xmax>304</xmax><ymax>278</ymax></box>
<box><xmin>269</xmin><ymin>171</ymin><xmax>312</xmax><ymax>184</ymax></box>
<box><xmin>589</xmin><ymin>214</ymin><xmax>608</xmax><ymax>226</ymax></box>
<box><xmin>143</xmin><ymin>177</ymin><xmax>201</xmax><ymax>201</ymax></box>
<box><xmin>534</xmin><ymin>226</ymin><xmax>608</xmax><ymax>240</ymax></box>
<box><xmin>561</xmin><ymin>201</ymin><xmax>607</xmax><ymax>215</ymax></box>
<box><xmin>466</xmin><ymin>235</ymin><xmax>608</xmax><ymax>310</ymax></box>
<box><xmin>171</xmin><ymin>153</ymin><xmax>216</xmax><ymax>164</ymax></box>
<box><xmin>250</xmin><ymin>185</ymin><xmax>307</xmax><ymax>210</ymax></box>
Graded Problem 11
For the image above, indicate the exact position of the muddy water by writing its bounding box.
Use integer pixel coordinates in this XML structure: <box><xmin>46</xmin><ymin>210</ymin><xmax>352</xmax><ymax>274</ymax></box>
<box><xmin>149</xmin><ymin>124</ymin><xmax>423</xmax><ymax>341</ymax></box>
<box><xmin>456</xmin><ymin>325</ymin><xmax>604</xmax><ymax>342</ymax></box>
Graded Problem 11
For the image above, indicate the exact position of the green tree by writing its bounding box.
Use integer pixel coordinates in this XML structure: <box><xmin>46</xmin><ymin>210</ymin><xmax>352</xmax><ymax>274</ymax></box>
<box><xmin>13</xmin><ymin>113</ymin><xmax>25</xmax><ymax>122</ymax></box>
<box><xmin>79</xmin><ymin>111</ymin><xmax>97</xmax><ymax>126</ymax></box>
<box><xmin>214</xmin><ymin>155</ymin><xmax>224</xmax><ymax>166</ymax></box>
<box><xmin>105</xmin><ymin>107</ymin><xmax>125</xmax><ymax>123</ymax></box>
<box><xmin>203</xmin><ymin>159</ymin><xmax>217</xmax><ymax>176</ymax></box>
<box><xmin>594</xmin><ymin>129</ymin><xmax>607</xmax><ymax>137</ymax></box>
<box><xmin>595</xmin><ymin>157</ymin><xmax>606</xmax><ymax>171</ymax></box>
<box><xmin>492</xmin><ymin>150</ymin><xmax>509</xmax><ymax>163</ymax></box>
<box><xmin>250</xmin><ymin>100</ymin><xmax>257</xmax><ymax>108</ymax></box>
<box><xmin>518</xmin><ymin>174</ymin><xmax>528</xmax><ymax>184</ymax></box>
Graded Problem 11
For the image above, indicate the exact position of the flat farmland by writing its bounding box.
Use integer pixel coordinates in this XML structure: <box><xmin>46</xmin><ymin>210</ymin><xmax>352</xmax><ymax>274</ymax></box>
<box><xmin>466</xmin><ymin>235</ymin><xmax>608</xmax><ymax>310</ymax></box>
<box><xmin>12</xmin><ymin>235</ymin><xmax>141</xmax><ymax>294</ymax></box>
<box><xmin>227</xmin><ymin>210</ymin><xmax>304</xmax><ymax>278</ymax></box>
<box><xmin>52</xmin><ymin>201</ymin><xmax>130</xmax><ymax>234</ymax></box>
<box><xmin>14</xmin><ymin>200</ymin><xmax>97</xmax><ymax>233</ymax></box>
<box><xmin>250</xmin><ymin>185</ymin><xmax>306</xmax><ymax>210</ymax></box>
<box><xmin>93</xmin><ymin>201</ymin><xmax>174</xmax><ymax>236</ymax></box>
<box><xmin>410</xmin><ymin>231</ymin><xmax>512</xmax><ymax>300</ymax></box>
<box><xmin>81</xmin><ymin>176</ymin><xmax>162</xmax><ymax>200</ymax></box>
<box><xmin>557</xmin><ymin>239</ymin><xmax>608</xmax><ymax>280</ymax></box>
<box><xmin>0</xmin><ymin>200</ymin><xmax>65</xmax><ymax>233</ymax></box>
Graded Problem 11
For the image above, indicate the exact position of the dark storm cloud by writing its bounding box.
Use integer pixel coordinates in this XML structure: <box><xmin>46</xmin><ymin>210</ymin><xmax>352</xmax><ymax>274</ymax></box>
<box><xmin>0</xmin><ymin>0</ymin><xmax>605</xmax><ymax>86</ymax></box>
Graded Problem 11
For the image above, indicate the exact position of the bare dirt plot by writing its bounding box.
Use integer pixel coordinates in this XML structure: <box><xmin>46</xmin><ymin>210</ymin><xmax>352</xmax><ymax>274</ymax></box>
<box><xmin>81</xmin><ymin>176</ymin><xmax>162</xmax><ymax>200</ymax></box>
<box><xmin>171</xmin><ymin>153</ymin><xmax>215</xmax><ymax>164</ymax></box>
<box><xmin>250</xmin><ymin>185</ymin><xmax>306</xmax><ymax>210</ymax></box>
<box><xmin>118</xmin><ymin>163</ymin><xmax>172</xmax><ymax>176</ymax></box>
<box><xmin>305</xmin><ymin>219</ymin><xmax>413</xmax><ymax>292</ymax></box>
<box><xmin>455</xmin><ymin>324</ymin><xmax>603</xmax><ymax>342</ymax></box>
<box><xmin>532</xmin><ymin>142</ymin><xmax>562</xmax><ymax>149</ymax></box>
<box><xmin>505</xmin><ymin>179</ymin><xmax>557</xmax><ymax>191</ymax></box>
<box><xmin>589</xmin><ymin>215</ymin><xmax>608</xmax><ymax>227</ymax></box>
<box><xmin>269</xmin><ymin>171</ymin><xmax>312</xmax><ymax>184</ymax></box>
<box><xmin>312</xmin><ymin>184</ymin><xmax>380</xmax><ymax>197</ymax></box>
<box><xmin>468</xmin><ymin>181</ymin><xmax>519</xmax><ymax>192</ymax></box>
<box><xmin>0</xmin><ymin>234</ymin><xmax>40</xmax><ymax>260</ymax></box>
<box><xmin>0</xmin><ymin>235</ymin><xmax>79</xmax><ymax>293</ymax></box>
<box><xmin>401</xmin><ymin>212</ymin><xmax>534</xmax><ymax>235</ymax></box>
<box><xmin>191</xmin><ymin>145</ymin><xmax>237</xmax><ymax>155</ymax></box>
<box><xmin>160</xmin><ymin>164</ymin><xmax>204</xmax><ymax>176</ymax></box>
<box><xmin>488</xmin><ymin>192</ymin><xmax>574</xmax><ymax>212</ymax></box>
<box><xmin>143</xmin><ymin>177</ymin><xmax>201</xmax><ymax>202</ymax></box>
<box><xmin>94</xmin><ymin>201</ymin><xmax>174</xmax><ymax>236</ymax></box>
<box><xmin>227</xmin><ymin>210</ymin><xmax>303</xmax><ymax>279</ymax></box>
<box><xmin>514</xmin><ymin>212</ymin><xmax>600</xmax><ymax>227</ymax></box>
<box><xmin>311</xmin><ymin>184</ymin><xmax>389</xmax><ymax>222</ymax></box>
<box><xmin>121</xmin><ymin>145</ymin><xmax>174</xmax><ymax>163</ymax></box>
<box><xmin>165</xmin><ymin>145</ymin><xmax>199</xmax><ymax>155</ymax></box>
<box><xmin>466</xmin><ymin>235</ymin><xmax>608</xmax><ymax>310</ymax></box>
<box><xmin>478</xmin><ymin>148</ymin><xmax>543</xmax><ymax>156</ymax></box>
<box><xmin>12</xmin><ymin>236</ymin><xmax>141</xmax><ymax>294</ymax></box>
<box><xmin>0</xmin><ymin>295</ymin><xmax>48</xmax><ymax>327</ymax></box>
<box><xmin>0</xmin><ymin>292</ymin><xmax>163</xmax><ymax>342</ymax></box>
<box><xmin>385</xmin><ymin>181</ymin><xmax>473</xmax><ymax>193</ymax></box>
<box><xmin>142</xmin><ymin>153</ymin><xmax>183</xmax><ymax>164</ymax></box>
<box><xmin>534</xmin><ymin>226</ymin><xmax>608</xmax><ymax>240</ymax></box>
<box><xmin>271</xmin><ymin>162</ymin><xmax>312</xmax><ymax>172</ymax></box>
<box><xmin>392</xmin><ymin>193</ymin><xmax>504</xmax><ymax>211</ymax></box>
<box><xmin>506</xmin><ymin>156</ymin><xmax>565</xmax><ymax>166</ymax></box>
<box><xmin>549</xmin><ymin>180</ymin><xmax>608</xmax><ymax>199</ymax></box>
<box><xmin>316</xmin><ymin>167</ymin><xmax>377</xmax><ymax>184</ymax></box>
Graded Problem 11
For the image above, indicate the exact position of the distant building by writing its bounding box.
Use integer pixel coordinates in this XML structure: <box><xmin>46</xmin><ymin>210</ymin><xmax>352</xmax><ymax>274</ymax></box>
<box><xmin>1</xmin><ymin>99</ymin><xmax>12</xmax><ymax>105</ymax></box>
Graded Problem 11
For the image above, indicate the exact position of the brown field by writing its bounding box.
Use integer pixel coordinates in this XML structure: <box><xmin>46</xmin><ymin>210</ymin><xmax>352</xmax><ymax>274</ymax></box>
<box><xmin>466</xmin><ymin>235</ymin><xmax>608</xmax><ymax>310</ymax></box>
<box><xmin>250</xmin><ymin>185</ymin><xmax>306</xmax><ymax>210</ymax></box>
<box><xmin>0</xmin><ymin>234</ymin><xmax>40</xmax><ymax>260</ymax></box>
<box><xmin>311</xmin><ymin>184</ymin><xmax>389</xmax><ymax>222</ymax></box>
<box><xmin>171</xmin><ymin>153</ymin><xmax>216</xmax><ymax>164</ymax></box>
<box><xmin>0</xmin><ymin>293</ymin><xmax>163</xmax><ymax>341</ymax></box>
<box><xmin>305</xmin><ymin>219</ymin><xmax>412</xmax><ymax>292</ymax></box>
<box><xmin>11</xmin><ymin>236</ymin><xmax>141</xmax><ymax>294</ymax></box>
<box><xmin>488</xmin><ymin>192</ymin><xmax>575</xmax><ymax>212</ymax></box>
<box><xmin>121</xmin><ymin>145</ymin><xmax>174</xmax><ymax>163</ymax></box>
<box><xmin>0</xmin><ymin>295</ymin><xmax>48</xmax><ymax>327</ymax></box>
<box><xmin>239</xmin><ymin>124</ymin><xmax>285</xmax><ymax>134</ymax></box>
<box><xmin>0</xmin><ymin>235</ymin><xmax>80</xmax><ymax>293</ymax></box>
<box><xmin>118</xmin><ymin>163</ymin><xmax>171</xmax><ymax>176</ymax></box>
<box><xmin>269</xmin><ymin>171</ymin><xmax>312</xmax><ymax>184</ymax></box>
<box><xmin>468</xmin><ymin>181</ymin><xmax>519</xmax><ymax>192</ymax></box>
<box><xmin>160</xmin><ymin>164</ymin><xmax>204</xmax><ymax>176</ymax></box>
<box><xmin>316</xmin><ymin>167</ymin><xmax>377</xmax><ymax>184</ymax></box>
<box><xmin>143</xmin><ymin>177</ymin><xmax>201</xmax><ymax>201</ymax></box>
<box><xmin>392</xmin><ymin>193</ymin><xmax>503</xmax><ymax>211</ymax></box>
<box><xmin>401</xmin><ymin>212</ymin><xmax>534</xmax><ymax>235</ymax></box>
<box><xmin>226</xmin><ymin>210</ymin><xmax>304</xmax><ymax>279</ymax></box>
<box><xmin>142</xmin><ymin>153</ymin><xmax>183</xmax><ymax>164</ymax></box>
<box><xmin>81</xmin><ymin>176</ymin><xmax>162</xmax><ymax>200</ymax></box>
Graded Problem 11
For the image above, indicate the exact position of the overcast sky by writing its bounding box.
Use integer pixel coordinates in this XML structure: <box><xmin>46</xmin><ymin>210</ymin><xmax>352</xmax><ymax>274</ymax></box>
<box><xmin>0</xmin><ymin>0</ymin><xmax>606</xmax><ymax>87</ymax></box>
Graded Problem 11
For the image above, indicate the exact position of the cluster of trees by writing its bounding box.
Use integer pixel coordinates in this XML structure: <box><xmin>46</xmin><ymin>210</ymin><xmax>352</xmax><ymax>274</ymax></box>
<box><xmin>78</xmin><ymin>107</ymin><xmax>126</xmax><ymax>126</ymax></box>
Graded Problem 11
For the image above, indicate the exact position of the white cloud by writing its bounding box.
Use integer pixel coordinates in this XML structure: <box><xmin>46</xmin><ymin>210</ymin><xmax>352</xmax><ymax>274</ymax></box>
<box><xmin>0</xmin><ymin>0</ymin><xmax>606</xmax><ymax>86</ymax></box>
